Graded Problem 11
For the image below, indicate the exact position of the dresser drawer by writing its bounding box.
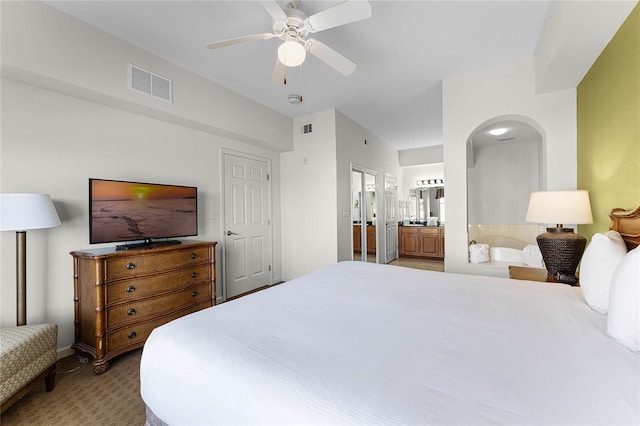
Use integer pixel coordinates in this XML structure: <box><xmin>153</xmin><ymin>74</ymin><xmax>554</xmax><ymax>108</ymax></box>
<box><xmin>106</xmin><ymin>301</ymin><xmax>210</xmax><ymax>352</ymax></box>
<box><xmin>106</xmin><ymin>282</ymin><xmax>211</xmax><ymax>329</ymax></box>
<box><xmin>105</xmin><ymin>246</ymin><xmax>211</xmax><ymax>280</ymax></box>
<box><xmin>106</xmin><ymin>264</ymin><xmax>211</xmax><ymax>304</ymax></box>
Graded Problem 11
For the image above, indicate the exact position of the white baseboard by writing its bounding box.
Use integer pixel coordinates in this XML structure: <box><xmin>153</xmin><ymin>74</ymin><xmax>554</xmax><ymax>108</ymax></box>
<box><xmin>57</xmin><ymin>347</ymin><xmax>75</xmax><ymax>360</ymax></box>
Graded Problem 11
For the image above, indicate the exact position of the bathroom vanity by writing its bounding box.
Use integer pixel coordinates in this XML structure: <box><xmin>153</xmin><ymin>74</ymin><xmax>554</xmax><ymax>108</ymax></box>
<box><xmin>398</xmin><ymin>226</ymin><xmax>445</xmax><ymax>259</ymax></box>
<box><xmin>353</xmin><ymin>224</ymin><xmax>377</xmax><ymax>254</ymax></box>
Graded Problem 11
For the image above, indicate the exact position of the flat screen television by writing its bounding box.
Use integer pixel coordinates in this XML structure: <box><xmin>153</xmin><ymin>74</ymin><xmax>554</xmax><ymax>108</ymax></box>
<box><xmin>89</xmin><ymin>178</ymin><xmax>197</xmax><ymax>250</ymax></box>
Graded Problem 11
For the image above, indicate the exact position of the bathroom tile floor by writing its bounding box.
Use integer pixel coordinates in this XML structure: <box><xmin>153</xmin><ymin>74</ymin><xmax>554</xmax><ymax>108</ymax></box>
<box><xmin>389</xmin><ymin>256</ymin><xmax>444</xmax><ymax>272</ymax></box>
<box><xmin>352</xmin><ymin>254</ymin><xmax>444</xmax><ymax>272</ymax></box>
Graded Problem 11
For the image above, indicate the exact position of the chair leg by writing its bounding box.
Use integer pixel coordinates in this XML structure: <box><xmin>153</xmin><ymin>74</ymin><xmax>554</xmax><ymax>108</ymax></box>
<box><xmin>44</xmin><ymin>362</ymin><xmax>57</xmax><ymax>392</ymax></box>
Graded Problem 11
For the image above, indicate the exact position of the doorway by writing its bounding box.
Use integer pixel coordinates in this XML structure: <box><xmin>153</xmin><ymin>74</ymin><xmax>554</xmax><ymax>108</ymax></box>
<box><xmin>384</xmin><ymin>173</ymin><xmax>398</xmax><ymax>263</ymax></box>
<box><xmin>223</xmin><ymin>151</ymin><xmax>272</xmax><ymax>299</ymax></box>
<box><xmin>465</xmin><ymin>117</ymin><xmax>544</xmax><ymax>259</ymax></box>
<box><xmin>352</xmin><ymin>167</ymin><xmax>377</xmax><ymax>263</ymax></box>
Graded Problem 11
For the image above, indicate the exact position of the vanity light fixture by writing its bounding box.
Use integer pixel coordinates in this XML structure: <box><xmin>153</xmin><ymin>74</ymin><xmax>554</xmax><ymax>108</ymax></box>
<box><xmin>416</xmin><ymin>179</ymin><xmax>444</xmax><ymax>186</ymax></box>
<box><xmin>489</xmin><ymin>128</ymin><xmax>508</xmax><ymax>136</ymax></box>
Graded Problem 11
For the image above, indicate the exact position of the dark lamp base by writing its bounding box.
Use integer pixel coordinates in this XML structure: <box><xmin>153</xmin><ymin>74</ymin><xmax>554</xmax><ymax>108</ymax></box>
<box><xmin>536</xmin><ymin>227</ymin><xmax>587</xmax><ymax>282</ymax></box>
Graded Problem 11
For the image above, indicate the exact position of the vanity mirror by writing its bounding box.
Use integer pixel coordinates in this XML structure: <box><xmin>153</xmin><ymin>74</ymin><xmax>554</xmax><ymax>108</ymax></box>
<box><xmin>407</xmin><ymin>186</ymin><xmax>444</xmax><ymax>225</ymax></box>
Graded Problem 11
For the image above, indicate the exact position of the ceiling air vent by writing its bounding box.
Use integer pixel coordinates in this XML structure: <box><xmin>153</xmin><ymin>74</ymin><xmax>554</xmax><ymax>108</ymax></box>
<box><xmin>300</xmin><ymin>123</ymin><xmax>313</xmax><ymax>135</ymax></box>
<box><xmin>128</xmin><ymin>63</ymin><xmax>172</xmax><ymax>103</ymax></box>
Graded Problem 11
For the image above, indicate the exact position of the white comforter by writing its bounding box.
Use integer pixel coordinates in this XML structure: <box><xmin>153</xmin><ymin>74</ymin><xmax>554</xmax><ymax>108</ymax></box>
<box><xmin>140</xmin><ymin>261</ymin><xmax>639</xmax><ymax>425</ymax></box>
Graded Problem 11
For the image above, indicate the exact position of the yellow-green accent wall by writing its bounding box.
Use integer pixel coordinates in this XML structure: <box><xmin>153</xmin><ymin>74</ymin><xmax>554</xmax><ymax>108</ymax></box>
<box><xmin>577</xmin><ymin>2</ymin><xmax>640</xmax><ymax>239</ymax></box>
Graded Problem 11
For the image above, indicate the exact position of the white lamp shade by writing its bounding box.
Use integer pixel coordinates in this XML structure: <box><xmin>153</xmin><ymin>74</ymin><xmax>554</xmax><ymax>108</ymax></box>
<box><xmin>277</xmin><ymin>40</ymin><xmax>306</xmax><ymax>67</ymax></box>
<box><xmin>0</xmin><ymin>193</ymin><xmax>62</xmax><ymax>231</ymax></box>
<box><xmin>525</xmin><ymin>190</ymin><xmax>593</xmax><ymax>225</ymax></box>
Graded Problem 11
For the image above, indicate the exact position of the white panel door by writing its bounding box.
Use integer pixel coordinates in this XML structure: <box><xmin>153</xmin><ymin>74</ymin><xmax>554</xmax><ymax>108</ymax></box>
<box><xmin>224</xmin><ymin>153</ymin><xmax>271</xmax><ymax>298</ymax></box>
<box><xmin>384</xmin><ymin>173</ymin><xmax>398</xmax><ymax>263</ymax></box>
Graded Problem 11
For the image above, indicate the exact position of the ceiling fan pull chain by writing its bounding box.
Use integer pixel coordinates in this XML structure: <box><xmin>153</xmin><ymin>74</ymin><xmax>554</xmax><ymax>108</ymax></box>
<box><xmin>299</xmin><ymin>63</ymin><xmax>304</xmax><ymax>97</ymax></box>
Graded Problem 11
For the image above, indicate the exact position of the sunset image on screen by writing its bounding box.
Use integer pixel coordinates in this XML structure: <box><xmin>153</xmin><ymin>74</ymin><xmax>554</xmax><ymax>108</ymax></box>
<box><xmin>90</xmin><ymin>179</ymin><xmax>197</xmax><ymax>244</ymax></box>
<box><xmin>91</xmin><ymin>180</ymin><xmax>195</xmax><ymax>201</ymax></box>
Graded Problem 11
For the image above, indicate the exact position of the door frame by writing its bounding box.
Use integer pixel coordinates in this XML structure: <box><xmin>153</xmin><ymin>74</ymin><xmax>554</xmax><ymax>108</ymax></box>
<box><xmin>221</xmin><ymin>148</ymin><xmax>273</xmax><ymax>302</ymax></box>
<box><xmin>351</xmin><ymin>163</ymin><xmax>378</xmax><ymax>263</ymax></box>
<box><xmin>384</xmin><ymin>172</ymin><xmax>398</xmax><ymax>263</ymax></box>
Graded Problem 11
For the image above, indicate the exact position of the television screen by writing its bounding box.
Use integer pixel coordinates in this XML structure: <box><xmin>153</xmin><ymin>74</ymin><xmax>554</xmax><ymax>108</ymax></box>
<box><xmin>89</xmin><ymin>178</ymin><xmax>197</xmax><ymax>245</ymax></box>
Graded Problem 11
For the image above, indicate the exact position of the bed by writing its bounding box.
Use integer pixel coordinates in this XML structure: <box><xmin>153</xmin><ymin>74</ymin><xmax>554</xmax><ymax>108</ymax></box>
<box><xmin>140</xmin><ymin>207</ymin><xmax>640</xmax><ymax>425</ymax></box>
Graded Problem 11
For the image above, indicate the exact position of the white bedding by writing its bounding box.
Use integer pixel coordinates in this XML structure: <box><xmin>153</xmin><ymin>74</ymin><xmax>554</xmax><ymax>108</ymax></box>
<box><xmin>140</xmin><ymin>261</ymin><xmax>639</xmax><ymax>425</ymax></box>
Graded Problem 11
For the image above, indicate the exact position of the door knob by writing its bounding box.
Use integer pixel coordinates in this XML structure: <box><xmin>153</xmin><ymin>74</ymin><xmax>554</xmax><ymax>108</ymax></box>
<box><xmin>227</xmin><ymin>230</ymin><xmax>238</xmax><ymax>236</ymax></box>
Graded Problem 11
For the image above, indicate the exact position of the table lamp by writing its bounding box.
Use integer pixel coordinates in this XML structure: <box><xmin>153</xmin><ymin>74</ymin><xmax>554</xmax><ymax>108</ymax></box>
<box><xmin>525</xmin><ymin>190</ymin><xmax>593</xmax><ymax>285</ymax></box>
<box><xmin>0</xmin><ymin>194</ymin><xmax>61</xmax><ymax>326</ymax></box>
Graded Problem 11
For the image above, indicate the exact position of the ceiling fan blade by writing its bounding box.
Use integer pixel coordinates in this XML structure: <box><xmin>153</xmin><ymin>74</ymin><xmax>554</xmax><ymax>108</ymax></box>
<box><xmin>272</xmin><ymin>57</ymin><xmax>288</xmax><ymax>86</ymax></box>
<box><xmin>304</xmin><ymin>0</ymin><xmax>372</xmax><ymax>33</ymax></box>
<box><xmin>306</xmin><ymin>39</ymin><xmax>356</xmax><ymax>76</ymax></box>
<box><xmin>205</xmin><ymin>33</ymin><xmax>274</xmax><ymax>50</ymax></box>
<box><xmin>259</xmin><ymin>0</ymin><xmax>287</xmax><ymax>23</ymax></box>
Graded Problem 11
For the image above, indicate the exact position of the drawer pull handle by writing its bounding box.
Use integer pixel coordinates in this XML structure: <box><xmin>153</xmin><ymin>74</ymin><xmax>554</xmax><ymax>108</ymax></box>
<box><xmin>127</xmin><ymin>331</ymin><xmax>137</xmax><ymax>339</ymax></box>
<box><xmin>127</xmin><ymin>308</ymin><xmax>137</xmax><ymax>316</ymax></box>
<box><xmin>191</xmin><ymin>272</ymin><xmax>198</xmax><ymax>278</ymax></box>
<box><xmin>192</xmin><ymin>291</ymin><xmax>199</xmax><ymax>297</ymax></box>
<box><xmin>126</xmin><ymin>263</ymin><xmax>136</xmax><ymax>270</ymax></box>
<box><xmin>190</xmin><ymin>253</ymin><xmax>198</xmax><ymax>260</ymax></box>
<box><xmin>126</xmin><ymin>285</ymin><xmax>136</xmax><ymax>293</ymax></box>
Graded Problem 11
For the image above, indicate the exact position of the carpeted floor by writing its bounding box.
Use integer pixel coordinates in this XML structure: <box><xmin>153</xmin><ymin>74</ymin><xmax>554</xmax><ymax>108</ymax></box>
<box><xmin>1</xmin><ymin>349</ymin><xmax>146</xmax><ymax>425</ymax></box>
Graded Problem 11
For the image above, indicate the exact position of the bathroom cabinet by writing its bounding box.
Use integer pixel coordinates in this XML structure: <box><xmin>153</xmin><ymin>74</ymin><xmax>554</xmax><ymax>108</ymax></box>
<box><xmin>399</xmin><ymin>226</ymin><xmax>444</xmax><ymax>259</ymax></box>
<box><xmin>353</xmin><ymin>225</ymin><xmax>377</xmax><ymax>254</ymax></box>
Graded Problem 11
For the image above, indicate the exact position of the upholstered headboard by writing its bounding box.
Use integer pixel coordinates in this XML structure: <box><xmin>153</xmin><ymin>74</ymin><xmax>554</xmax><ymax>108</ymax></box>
<box><xmin>609</xmin><ymin>206</ymin><xmax>640</xmax><ymax>250</ymax></box>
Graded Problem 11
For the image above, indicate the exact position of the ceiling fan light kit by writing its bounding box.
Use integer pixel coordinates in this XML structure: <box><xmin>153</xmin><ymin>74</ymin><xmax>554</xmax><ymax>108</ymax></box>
<box><xmin>278</xmin><ymin>39</ymin><xmax>306</xmax><ymax>67</ymax></box>
<box><xmin>206</xmin><ymin>0</ymin><xmax>371</xmax><ymax>80</ymax></box>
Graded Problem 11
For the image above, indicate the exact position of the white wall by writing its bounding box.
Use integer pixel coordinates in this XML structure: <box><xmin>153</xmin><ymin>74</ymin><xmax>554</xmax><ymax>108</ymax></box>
<box><xmin>443</xmin><ymin>57</ymin><xmax>576</xmax><ymax>277</ymax></box>
<box><xmin>398</xmin><ymin>145</ymin><xmax>444</xmax><ymax>167</ymax></box>
<box><xmin>0</xmin><ymin>1</ymin><xmax>291</xmax><ymax>152</ymax></box>
<box><xmin>467</xmin><ymin>138</ymin><xmax>541</xmax><ymax>224</ymax></box>
<box><xmin>280</xmin><ymin>109</ymin><xmax>401</xmax><ymax>277</ymax></box>
<box><xmin>0</xmin><ymin>2</ymin><xmax>291</xmax><ymax>353</ymax></box>
<box><xmin>401</xmin><ymin>164</ymin><xmax>445</xmax><ymax>201</ymax></box>
<box><xmin>281</xmin><ymin>110</ymin><xmax>338</xmax><ymax>280</ymax></box>
<box><xmin>335</xmin><ymin>111</ymin><xmax>401</xmax><ymax>263</ymax></box>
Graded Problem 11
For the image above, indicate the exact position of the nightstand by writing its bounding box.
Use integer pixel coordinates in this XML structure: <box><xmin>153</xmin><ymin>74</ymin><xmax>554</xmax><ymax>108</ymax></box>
<box><xmin>508</xmin><ymin>266</ymin><xmax>580</xmax><ymax>286</ymax></box>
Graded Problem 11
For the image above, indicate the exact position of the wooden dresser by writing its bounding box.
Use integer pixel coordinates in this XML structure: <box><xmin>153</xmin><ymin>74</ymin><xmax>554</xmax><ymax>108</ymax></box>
<box><xmin>70</xmin><ymin>241</ymin><xmax>216</xmax><ymax>374</ymax></box>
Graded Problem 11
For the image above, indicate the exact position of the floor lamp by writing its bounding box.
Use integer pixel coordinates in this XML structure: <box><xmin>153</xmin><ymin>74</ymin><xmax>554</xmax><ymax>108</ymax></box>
<box><xmin>0</xmin><ymin>194</ymin><xmax>61</xmax><ymax>326</ymax></box>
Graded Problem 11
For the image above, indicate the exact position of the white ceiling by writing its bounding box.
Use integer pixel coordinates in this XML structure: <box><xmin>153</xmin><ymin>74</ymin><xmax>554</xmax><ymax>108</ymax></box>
<box><xmin>45</xmin><ymin>0</ymin><xmax>553</xmax><ymax>151</ymax></box>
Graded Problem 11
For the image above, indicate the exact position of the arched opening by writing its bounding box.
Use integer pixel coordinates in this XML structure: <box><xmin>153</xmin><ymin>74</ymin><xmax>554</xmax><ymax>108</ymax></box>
<box><xmin>466</xmin><ymin>115</ymin><xmax>546</xmax><ymax>266</ymax></box>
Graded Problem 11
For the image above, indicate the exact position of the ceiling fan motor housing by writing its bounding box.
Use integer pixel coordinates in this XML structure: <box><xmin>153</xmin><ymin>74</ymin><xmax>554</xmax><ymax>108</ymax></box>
<box><xmin>273</xmin><ymin>8</ymin><xmax>308</xmax><ymax>40</ymax></box>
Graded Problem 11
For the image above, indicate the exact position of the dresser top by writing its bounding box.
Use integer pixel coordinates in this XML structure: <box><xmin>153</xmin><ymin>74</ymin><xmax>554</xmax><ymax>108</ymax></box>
<box><xmin>70</xmin><ymin>240</ymin><xmax>216</xmax><ymax>258</ymax></box>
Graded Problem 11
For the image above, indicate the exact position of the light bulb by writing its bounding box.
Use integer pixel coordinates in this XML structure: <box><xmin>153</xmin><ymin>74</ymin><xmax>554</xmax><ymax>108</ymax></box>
<box><xmin>277</xmin><ymin>40</ymin><xmax>306</xmax><ymax>67</ymax></box>
<box><xmin>489</xmin><ymin>128</ymin><xmax>508</xmax><ymax>136</ymax></box>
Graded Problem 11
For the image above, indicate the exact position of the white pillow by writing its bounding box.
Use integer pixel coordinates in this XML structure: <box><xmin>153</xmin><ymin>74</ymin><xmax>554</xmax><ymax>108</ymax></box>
<box><xmin>579</xmin><ymin>231</ymin><xmax>628</xmax><ymax>314</ymax></box>
<box><xmin>607</xmin><ymin>245</ymin><xmax>640</xmax><ymax>352</ymax></box>
<box><xmin>522</xmin><ymin>244</ymin><xmax>543</xmax><ymax>267</ymax></box>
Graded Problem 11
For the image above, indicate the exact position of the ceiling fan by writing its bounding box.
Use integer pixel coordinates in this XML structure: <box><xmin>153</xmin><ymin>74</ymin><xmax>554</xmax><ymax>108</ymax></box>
<box><xmin>205</xmin><ymin>0</ymin><xmax>372</xmax><ymax>85</ymax></box>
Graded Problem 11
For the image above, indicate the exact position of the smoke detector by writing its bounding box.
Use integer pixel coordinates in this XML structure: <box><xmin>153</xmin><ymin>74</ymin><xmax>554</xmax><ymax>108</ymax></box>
<box><xmin>288</xmin><ymin>94</ymin><xmax>303</xmax><ymax>104</ymax></box>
